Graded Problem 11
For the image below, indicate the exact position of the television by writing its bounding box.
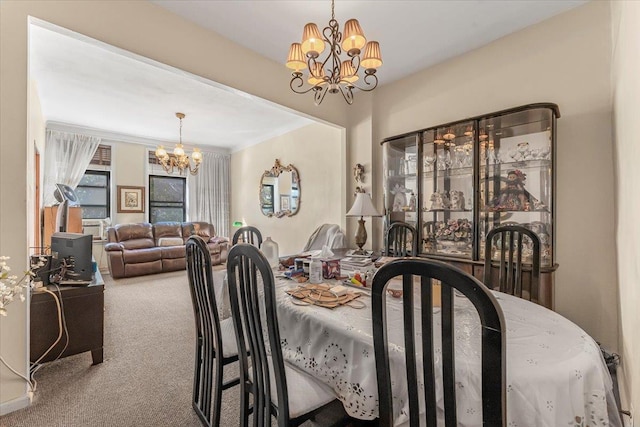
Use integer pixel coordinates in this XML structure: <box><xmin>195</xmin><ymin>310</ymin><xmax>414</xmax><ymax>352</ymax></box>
<box><xmin>50</xmin><ymin>232</ymin><xmax>93</xmax><ymax>282</ymax></box>
<box><xmin>54</xmin><ymin>184</ymin><xmax>78</xmax><ymax>233</ymax></box>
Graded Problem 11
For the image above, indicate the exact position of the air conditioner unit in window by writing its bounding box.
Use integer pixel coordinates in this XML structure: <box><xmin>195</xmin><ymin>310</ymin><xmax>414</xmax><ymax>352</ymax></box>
<box><xmin>82</xmin><ymin>218</ymin><xmax>110</xmax><ymax>241</ymax></box>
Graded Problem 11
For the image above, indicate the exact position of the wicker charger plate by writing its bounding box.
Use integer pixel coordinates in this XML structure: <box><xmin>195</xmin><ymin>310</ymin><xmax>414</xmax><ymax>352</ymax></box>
<box><xmin>286</xmin><ymin>283</ymin><xmax>364</xmax><ymax>309</ymax></box>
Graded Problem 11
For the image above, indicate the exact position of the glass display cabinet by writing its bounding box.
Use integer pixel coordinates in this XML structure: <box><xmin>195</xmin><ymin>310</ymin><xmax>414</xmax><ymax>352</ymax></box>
<box><xmin>382</xmin><ymin>103</ymin><xmax>559</xmax><ymax>309</ymax></box>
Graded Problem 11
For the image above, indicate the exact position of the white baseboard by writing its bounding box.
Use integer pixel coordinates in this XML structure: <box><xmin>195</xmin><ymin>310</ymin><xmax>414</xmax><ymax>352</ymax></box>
<box><xmin>0</xmin><ymin>392</ymin><xmax>32</xmax><ymax>416</ymax></box>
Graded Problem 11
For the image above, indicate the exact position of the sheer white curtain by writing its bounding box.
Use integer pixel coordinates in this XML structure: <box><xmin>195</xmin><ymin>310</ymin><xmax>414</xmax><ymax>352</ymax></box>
<box><xmin>43</xmin><ymin>130</ymin><xmax>101</xmax><ymax>206</ymax></box>
<box><xmin>188</xmin><ymin>152</ymin><xmax>230</xmax><ymax>238</ymax></box>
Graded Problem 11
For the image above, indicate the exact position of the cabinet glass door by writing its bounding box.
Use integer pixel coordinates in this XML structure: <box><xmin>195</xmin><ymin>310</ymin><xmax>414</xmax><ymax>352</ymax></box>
<box><xmin>479</xmin><ymin>107</ymin><xmax>554</xmax><ymax>266</ymax></box>
<box><xmin>383</xmin><ymin>135</ymin><xmax>419</xmax><ymax>229</ymax></box>
<box><xmin>421</xmin><ymin>121</ymin><xmax>475</xmax><ymax>259</ymax></box>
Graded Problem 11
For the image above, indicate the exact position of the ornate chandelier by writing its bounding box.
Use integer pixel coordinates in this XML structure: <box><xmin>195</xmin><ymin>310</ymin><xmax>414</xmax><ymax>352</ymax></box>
<box><xmin>155</xmin><ymin>113</ymin><xmax>203</xmax><ymax>175</ymax></box>
<box><xmin>286</xmin><ymin>0</ymin><xmax>382</xmax><ymax>106</ymax></box>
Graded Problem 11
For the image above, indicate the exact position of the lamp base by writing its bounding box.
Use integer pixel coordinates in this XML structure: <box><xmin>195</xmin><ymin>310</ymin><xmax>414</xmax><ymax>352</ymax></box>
<box><xmin>354</xmin><ymin>217</ymin><xmax>367</xmax><ymax>253</ymax></box>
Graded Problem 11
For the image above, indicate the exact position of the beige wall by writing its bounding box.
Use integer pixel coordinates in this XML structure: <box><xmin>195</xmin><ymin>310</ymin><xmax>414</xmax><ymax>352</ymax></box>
<box><xmin>231</xmin><ymin>123</ymin><xmax>345</xmax><ymax>256</ymax></box>
<box><xmin>110</xmin><ymin>141</ymin><xmax>147</xmax><ymax>225</ymax></box>
<box><xmin>0</xmin><ymin>0</ymin><xmax>347</xmax><ymax>408</ymax></box>
<box><xmin>358</xmin><ymin>1</ymin><xmax>618</xmax><ymax>351</ymax></box>
<box><xmin>611</xmin><ymin>0</ymin><xmax>640</xmax><ymax>419</ymax></box>
<box><xmin>346</xmin><ymin>92</ymin><xmax>379</xmax><ymax>250</ymax></box>
<box><xmin>1</xmin><ymin>0</ymin><xmax>635</xmax><ymax>418</ymax></box>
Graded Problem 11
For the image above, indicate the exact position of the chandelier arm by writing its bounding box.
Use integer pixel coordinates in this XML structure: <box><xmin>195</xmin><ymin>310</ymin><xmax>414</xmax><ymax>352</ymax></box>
<box><xmin>338</xmin><ymin>84</ymin><xmax>354</xmax><ymax>105</ymax></box>
<box><xmin>350</xmin><ymin>72</ymin><xmax>379</xmax><ymax>92</ymax></box>
<box><xmin>350</xmin><ymin>55</ymin><xmax>361</xmax><ymax>74</ymax></box>
<box><xmin>289</xmin><ymin>73</ymin><xmax>317</xmax><ymax>95</ymax></box>
<box><xmin>314</xmin><ymin>86</ymin><xmax>329</xmax><ymax>106</ymax></box>
<box><xmin>188</xmin><ymin>162</ymin><xmax>200</xmax><ymax>176</ymax></box>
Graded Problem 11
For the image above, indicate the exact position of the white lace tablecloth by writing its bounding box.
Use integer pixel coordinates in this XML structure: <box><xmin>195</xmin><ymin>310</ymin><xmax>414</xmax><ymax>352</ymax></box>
<box><xmin>274</xmin><ymin>278</ymin><xmax>622</xmax><ymax>427</ymax></box>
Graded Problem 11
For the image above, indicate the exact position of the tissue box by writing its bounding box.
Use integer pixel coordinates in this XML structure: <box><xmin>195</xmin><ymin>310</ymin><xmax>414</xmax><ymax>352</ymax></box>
<box><xmin>321</xmin><ymin>259</ymin><xmax>341</xmax><ymax>279</ymax></box>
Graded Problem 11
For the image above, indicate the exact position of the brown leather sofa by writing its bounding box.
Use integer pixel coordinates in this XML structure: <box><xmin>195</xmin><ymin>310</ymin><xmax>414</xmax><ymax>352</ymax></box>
<box><xmin>105</xmin><ymin>221</ymin><xmax>229</xmax><ymax>279</ymax></box>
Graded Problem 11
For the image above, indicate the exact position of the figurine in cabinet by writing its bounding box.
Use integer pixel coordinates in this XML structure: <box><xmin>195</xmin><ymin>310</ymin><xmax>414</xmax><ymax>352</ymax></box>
<box><xmin>429</xmin><ymin>190</ymin><xmax>450</xmax><ymax>211</ymax></box>
<box><xmin>491</xmin><ymin>170</ymin><xmax>546</xmax><ymax>211</ymax></box>
<box><xmin>449</xmin><ymin>190</ymin><xmax>465</xmax><ymax>211</ymax></box>
<box><xmin>391</xmin><ymin>184</ymin><xmax>407</xmax><ymax>212</ymax></box>
<box><xmin>408</xmin><ymin>192</ymin><xmax>416</xmax><ymax>211</ymax></box>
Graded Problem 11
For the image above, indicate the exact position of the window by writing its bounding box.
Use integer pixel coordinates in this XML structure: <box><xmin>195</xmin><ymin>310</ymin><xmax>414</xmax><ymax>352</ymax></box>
<box><xmin>75</xmin><ymin>170</ymin><xmax>110</xmax><ymax>219</ymax></box>
<box><xmin>149</xmin><ymin>175</ymin><xmax>186</xmax><ymax>223</ymax></box>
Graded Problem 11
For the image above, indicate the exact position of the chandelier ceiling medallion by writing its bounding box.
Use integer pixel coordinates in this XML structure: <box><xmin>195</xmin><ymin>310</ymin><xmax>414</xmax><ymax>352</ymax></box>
<box><xmin>286</xmin><ymin>0</ymin><xmax>382</xmax><ymax>106</ymax></box>
<box><xmin>155</xmin><ymin>113</ymin><xmax>203</xmax><ymax>176</ymax></box>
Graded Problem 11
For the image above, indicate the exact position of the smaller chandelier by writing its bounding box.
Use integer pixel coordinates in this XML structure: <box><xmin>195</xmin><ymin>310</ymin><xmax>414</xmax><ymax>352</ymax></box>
<box><xmin>286</xmin><ymin>0</ymin><xmax>382</xmax><ymax>106</ymax></box>
<box><xmin>155</xmin><ymin>113</ymin><xmax>203</xmax><ymax>176</ymax></box>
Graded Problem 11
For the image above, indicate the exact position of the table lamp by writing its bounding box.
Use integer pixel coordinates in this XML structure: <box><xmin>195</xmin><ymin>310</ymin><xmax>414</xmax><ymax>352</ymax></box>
<box><xmin>346</xmin><ymin>192</ymin><xmax>382</xmax><ymax>254</ymax></box>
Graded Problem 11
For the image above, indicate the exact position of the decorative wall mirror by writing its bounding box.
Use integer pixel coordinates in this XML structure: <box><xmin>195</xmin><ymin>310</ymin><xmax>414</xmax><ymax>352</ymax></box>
<box><xmin>259</xmin><ymin>159</ymin><xmax>300</xmax><ymax>217</ymax></box>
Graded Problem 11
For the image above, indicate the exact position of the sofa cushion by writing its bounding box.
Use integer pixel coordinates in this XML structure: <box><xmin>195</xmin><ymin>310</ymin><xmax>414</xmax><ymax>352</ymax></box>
<box><xmin>115</xmin><ymin>223</ymin><xmax>153</xmax><ymax>242</ymax></box>
<box><xmin>182</xmin><ymin>222</ymin><xmax>214</xmax><ymax>242</ymax></box>
<box><xmin>161</xmin><ymin>245</ymin><xmax>186</xmax><ymax>259</ymax></box>
<box><xmin>154</xmin><ymin>222</ymin><xmax>183</xmax><ymax>245</ymax></box>
<box><xmin>207</xmin><ymin>242</ymin><xmax>222</xmax><ymax>255</ymax></box>
<box><xmin>121</xmin><ymin>238</ymin><xmax>155</xmax><ymax>250</ymax></box>
<box><xmin>122</xmin><ymin>247</ymin><xmax>162</xmax><ymax>264</ymax></box>
<box><xmin>158</xmin><ymin>237</ymin><xmax>184</xmax><ymax>247</ymax></box>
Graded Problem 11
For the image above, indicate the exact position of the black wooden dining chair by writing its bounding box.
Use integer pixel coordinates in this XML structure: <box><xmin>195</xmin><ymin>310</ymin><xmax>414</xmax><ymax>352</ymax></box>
<box><xmin>226</xmin><ymin>244</ymin><xmax>338</xmax><ymax>427</ymax></box>
<box><xmin>384</xmin><ymin>221</ymin><xmax>418</xmax><ymax>257</ymax></box>
<box><xmin>483</xmin><ymin>224</ymin><xmax>541</xmax><ymax>303</ymax></box>
<box><xmin>232</xmin><ymin>225</ymin><xmax>263</xmax><ymax>248</ymax></box>
<box><xmin>185</xmin><ymin>236</ymin><xmax>241</xmax><ymax>427</ymax></box>
<box><xmin>371</xmin><ymin>258</ymin><xmax>506</xmax><ymax>426</ymax></box>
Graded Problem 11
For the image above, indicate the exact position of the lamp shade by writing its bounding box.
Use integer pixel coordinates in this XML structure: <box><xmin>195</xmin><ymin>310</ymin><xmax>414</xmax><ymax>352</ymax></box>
<box><xmin>155</xmin><ymin>145</ymin><xmax>167</xmax><ymax>159</ymax></box>
<box><xmin>301</xmin><ymin>23</ymin><xmax>325</xmax><ymax>57</ymax></box>
<box><xmin>341</xmin><ymin>19</ymin><xmax>366</xmax><ymax>54</ymax></box>
<box><xmin>191</xmin><ymin>148</ymin><xmax>203</xmax><ymax>163</ymax></box>
<box><xmin>308</xmin><ymin>63</ymin><xmax>326</xmax><ymax>86</ymax></box>
<box><xmin>339</xmin><ymin>60</ymin><xmax>359</xmax><ymax>84</ymax></box>
<box><xmin>173</xmin><ymin>143</ymin><xmax>185</xmax><ymax>157</ymax></box>
<box><xmin>346</xmin><ymin>193</ymin><xmax>381</xmax><ymax>217</ymax></box>
<box><xmin>361</xmin><ymin>41</ymin><xmax>383</xmax><ymax>69</ymax></box>
<box><xmin>286</xmin><ymin>43</ymin><xmax>307</xmax><ymax>71</ymax></box>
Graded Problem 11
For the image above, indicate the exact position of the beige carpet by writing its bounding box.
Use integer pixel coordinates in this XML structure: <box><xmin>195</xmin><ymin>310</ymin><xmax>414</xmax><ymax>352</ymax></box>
<box><xmin>0</xmin><ymin>269</ymin><xmax>350</xmax><ymax>427</ymax></box>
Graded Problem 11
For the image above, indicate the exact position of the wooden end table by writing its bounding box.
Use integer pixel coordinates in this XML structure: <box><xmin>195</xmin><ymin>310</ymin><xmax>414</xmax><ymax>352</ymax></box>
<box><xmin>30</xmin><ymin>272</ymin><xmax>105</xmax><ymax>365</ymax></box>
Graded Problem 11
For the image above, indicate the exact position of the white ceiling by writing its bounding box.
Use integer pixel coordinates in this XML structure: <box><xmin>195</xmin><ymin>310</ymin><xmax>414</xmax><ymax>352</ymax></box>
<box><xmin>29</xmin><ymin>24</ymin><xmax>313</xmax><ymax>153</ymax></box>
<box><xmin>30</xmin><ymin>0</ymin><xmax>586</xmax><ymax>152</ymax></box>
<box><xmin>153</xmin><ymin>0</ymin><xmax>587</xmax><ymax>84</ymax></box>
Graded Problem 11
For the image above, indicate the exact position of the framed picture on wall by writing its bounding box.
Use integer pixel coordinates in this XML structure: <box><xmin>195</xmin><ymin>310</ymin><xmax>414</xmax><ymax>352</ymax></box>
<box><xmin>280</xmin><ymin>194</ymin><xmax>290</xmax><ymax>211</ymax></box>
<box><xmin>117</xmin><ymin>185</ymin><xmax>145</xmax><ymax>213</ymax></box>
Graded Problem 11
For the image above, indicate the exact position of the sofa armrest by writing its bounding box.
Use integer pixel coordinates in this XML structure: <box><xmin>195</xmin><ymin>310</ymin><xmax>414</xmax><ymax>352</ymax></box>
<box><xmin>105</xmin><ymin>242</ymin><xmax>124</xmax><ymax>251</ymax></box>
<box><xmin>209</xmin><ymin>236</ymin><xmax>229</xmax><ymax>244</ymax></box>
<box><xmin>106</xmin><ymin>249</ymin><xmax>125</xmax><ymax>278</ymax></box>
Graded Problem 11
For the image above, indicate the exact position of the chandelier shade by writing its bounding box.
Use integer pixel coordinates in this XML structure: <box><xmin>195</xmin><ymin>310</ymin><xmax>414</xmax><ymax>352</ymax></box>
<box><xmin>286</xmin><ymin>43</ymin><xmax>307</xmax><ymax>71</ymax></box>
<box><xmin>286</xmin><ymin>0</ymin><xmax>382</xmax><ymax>106</ymax></box>
<box><xmin>301</xmin><ymin>23</ymin><xmax>325</xmax><ymax>57</ymax></box>
<box><xmin>342</xmin><ymin>19</ymin><xmax>366</xmax><ymax>54</ymax></box>
<box><xmin>154</xmin><ymin>112</ymin><xmax>202</xmax><ymax>176</ymax></box>
<box><xmin>361</xmin><ymin>41</ymin><xmax>383</xmax><ymax>69</ymax></box>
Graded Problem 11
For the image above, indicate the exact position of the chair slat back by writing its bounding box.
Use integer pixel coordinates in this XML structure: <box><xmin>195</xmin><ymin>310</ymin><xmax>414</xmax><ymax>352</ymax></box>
<box><xmin>227</xmin><ymin>243</ymin><xmax>290</xmax><ymax>426</ymax></box>
<box><xmin>371</xmin><ymin>258</ymin><xmax>506</xmax><ymax>427</ymax></box>
<box><xmin>185</xmin><ymin>236</ymin><xmax>223</xmax><ymax>423</ymax></box>
<box><xmin>484</xmin><ymin>225</ymin><xmax>541</xmax><ymax>303</ymax></box>
<box><xmin>232</xmin><ymin>226</ymin><xmax>263</xmax><ymax>248</ymax></box>
<box><xmin>385</xmin><ymin>221</ymin><xmax>418</xmax><ymax>257</ymax></box>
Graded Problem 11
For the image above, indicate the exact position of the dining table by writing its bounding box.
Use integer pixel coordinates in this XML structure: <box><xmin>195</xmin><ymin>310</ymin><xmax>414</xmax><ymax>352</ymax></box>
<box><xmin>270</xmin><ymin>274</ymin><xmax>622</xmax><ymax>427</ymax></box>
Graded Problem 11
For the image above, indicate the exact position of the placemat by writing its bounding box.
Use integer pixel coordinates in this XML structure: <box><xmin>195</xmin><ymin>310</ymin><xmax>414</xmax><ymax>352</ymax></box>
<box><xmin>285</xmin><ymin>283</ymin><xmax>364</xmax><ymax>309</ymax></box>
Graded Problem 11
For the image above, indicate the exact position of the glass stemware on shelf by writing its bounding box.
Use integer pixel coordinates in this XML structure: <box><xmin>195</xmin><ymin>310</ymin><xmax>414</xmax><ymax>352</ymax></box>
<box><xmin>424</xmin><ymin>153</ymin><xmax>436</xmax><ymax>172</ymax></box>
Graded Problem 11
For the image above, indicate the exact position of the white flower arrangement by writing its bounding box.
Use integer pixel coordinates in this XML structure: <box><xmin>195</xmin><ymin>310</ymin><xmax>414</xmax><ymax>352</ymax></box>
<box><xmin>0</xmin><ymin>256</ymin><xmax>44</xmax><ymax>317</ymax></box>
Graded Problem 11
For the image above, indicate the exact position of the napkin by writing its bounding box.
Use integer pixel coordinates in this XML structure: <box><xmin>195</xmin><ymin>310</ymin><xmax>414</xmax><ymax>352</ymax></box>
<box><xmin>319</xmin><ymin>245</ymin><xmax>334</xmax><ymax>258</ymax></box>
